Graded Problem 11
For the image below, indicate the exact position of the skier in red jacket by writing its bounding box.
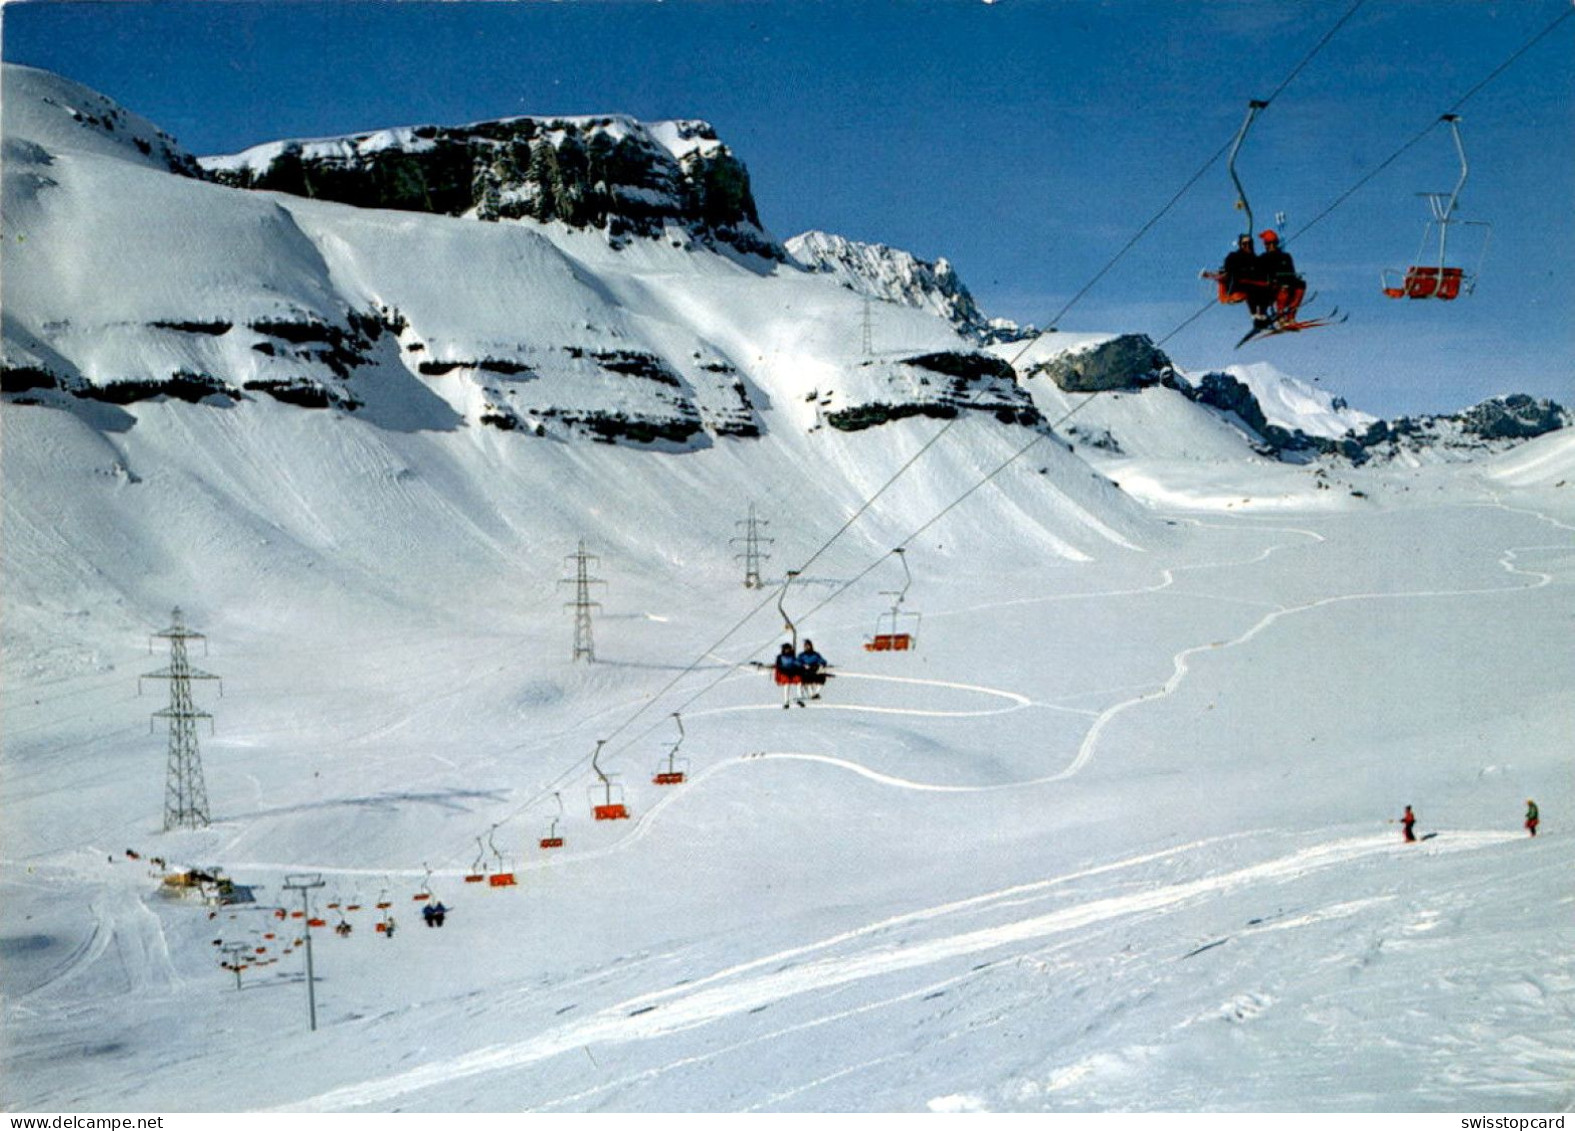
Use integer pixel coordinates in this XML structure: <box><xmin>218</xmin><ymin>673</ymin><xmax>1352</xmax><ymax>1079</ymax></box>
<box><xmin>1400</xmin><ymin>805</ymin><xmax>1417</xmax><ymax>843</ymax></box>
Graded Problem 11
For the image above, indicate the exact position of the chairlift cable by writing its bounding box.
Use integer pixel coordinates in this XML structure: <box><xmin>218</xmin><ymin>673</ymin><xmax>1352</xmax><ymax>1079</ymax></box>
<box><xmin>1038</xmin><ymin>0</ymin><xmax>1366</xmax><ymax>333</ymax></box>
<box><xmin>601</xmin><ymin>391</ymin><xmax>1113</xmax><ymax>756</ymax></box>
<box><xmin>1291</xmin><ymin>5</ymin><xmax>1572</xmax><ymax>247</ymax></box>
<box><xmin>1162</xmin><ymin>3</ymin><xmax>1574</xmax><ymax>349</ymax></box>
<box><xmin>433</xmin><ymin>0</ymin><xmax>1520</xmax><ymax>872</ymax></box>
<box><xmin>434</xmin><ymin>2</ymin><xmax>1378</xmax><ymax>858</ymax></box>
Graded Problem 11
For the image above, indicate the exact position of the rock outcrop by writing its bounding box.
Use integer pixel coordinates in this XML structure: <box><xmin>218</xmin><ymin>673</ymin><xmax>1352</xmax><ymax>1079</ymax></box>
<box><xmin>202</xmin><ymin>116</ymin><xmax>779</xmax><ymax>258</ymax></box>
<box><xmin>1024</xmin><ymin>334</ymin><xmax>1172</xmax><ymax>393</ymax></box>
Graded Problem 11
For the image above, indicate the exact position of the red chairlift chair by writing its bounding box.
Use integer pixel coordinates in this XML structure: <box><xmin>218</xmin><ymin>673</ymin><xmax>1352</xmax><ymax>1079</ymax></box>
<box><xmin>653</xmin><ymin>713</ymin><xmax>688</xmax><ymax>785</ymax></box>
<box><xmin>864</xmin><ymin>549</ymin><xmax>921</xmax><ymax>653</ymax></box>
<box><xmin>539</xmin><ymin>793</ymin><xmax>566</xmax><ymax>849</ymax></box>
<box><xmin>589</xmin><ymin>740</ymin><xmax>630</xmax><ymax>820</ymax></box>
<box><xmin>1382</xmin><ymin>116</ymin><xmax>1490</xmax><ymax>302</ymax></box>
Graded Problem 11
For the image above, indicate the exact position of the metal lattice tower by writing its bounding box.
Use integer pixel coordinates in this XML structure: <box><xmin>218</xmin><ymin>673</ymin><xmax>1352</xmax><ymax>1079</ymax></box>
<box><xmin>860</xmin><ymin>295</ymin><xmax>875</xmax><ymax>357</ymax></box>
<box><xmin>731</xmin><ymin>503</ymin><xmax>773</xmax><ymax>589</ymax></box>
<box><xmin>559</xmin><ymin>540</ymin><xmax>606</xmax><ymax>663</ymax></box>
<box><xmin>140</xmin><ymin>607</ymin><xmax>222</xmax><ymax>831</ymax></box>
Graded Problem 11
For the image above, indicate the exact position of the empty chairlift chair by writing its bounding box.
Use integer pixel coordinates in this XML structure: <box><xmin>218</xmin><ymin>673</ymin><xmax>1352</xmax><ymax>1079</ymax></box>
<box><xmin>864</xmin><ymin>549</ymin><xmax>921</xmax><ymax>653</ymax></box>
<box><xmin>486</xmin><ymin>826</ymin><xmax>517</xmax><ymax>887</ymax></box>
<box><xmin>539</xmin><ymin>793</ymin><xmax>566</xmax><ymax>850</ymax></box>
<box><xmin>464</xmin><ymin>838</ymin><xmax>489</xmax><ymax>884</ymax></box>
<box><xmin>588</xmin><ymin>740</ymin><xmax>630</xmax><ymax>821</ymax></box>
<box><xmin>1382</xmin><ymin>116</ymin><xmax>1491</xmax><ymax>302</ymax></box>
<box><xmin>652</xmin><ymin>713</ymin><xmax>688</xmax><ymax>785</ymax></box>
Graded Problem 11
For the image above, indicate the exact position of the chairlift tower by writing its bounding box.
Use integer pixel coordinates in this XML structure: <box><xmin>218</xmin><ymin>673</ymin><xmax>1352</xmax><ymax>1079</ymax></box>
<box><xmin>559</xmin><ymin>539</ymin><xmax>606</xmax><ymax>663</ymax></box>
<box><xmin>732</xmin><ymin>504</ymin><xmax>773</xmax><ymax>589</ymax></box>
<box><xmin>282</xmin><ymin>872</ymin><xmax>326</xmax><ymax>1031</ymax></box>
<box><xmin>220</xmin><ymin>940</ymin><xmax>250</xmax><ymax>991</ymax></box>
<box><xmin>861</xmin><ymin>295</ymin><xmax>875</xmax><ymax>357</ymax></box>
<box><xmin>140</xmin><ymin>607</ymin><xmax>222</xmax><ymax>831</ymax></box>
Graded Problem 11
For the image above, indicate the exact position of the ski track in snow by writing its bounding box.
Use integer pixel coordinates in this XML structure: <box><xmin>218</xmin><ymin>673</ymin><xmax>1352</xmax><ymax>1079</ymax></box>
<box><xmin>1050</xmin><ymin>513</ymin><xmax>1555</xmax><ymax>785</ymax></box>
<box><xmin>230</xmin><ymin>506</ymin><xmax>1563</xmax><ymax>877</ymax></box>
<box><xmin>274</xmin><ymin>829</ymin><xmax>1522</xmax><ymax>1112</ymax></box>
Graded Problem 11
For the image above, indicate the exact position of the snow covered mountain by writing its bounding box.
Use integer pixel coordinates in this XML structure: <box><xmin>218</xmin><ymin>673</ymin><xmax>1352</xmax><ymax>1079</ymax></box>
<box><xmin>3</xmin><ymin>64</ymin><xmax>1573</xmax><ymax>1115</ymax></box>
<box><xmin>3</xmin><ymin>64</ymin><xmax>1062</xmax><ymax>454</ymax></box>
<box><xmin>785</xmin><ymin>229</ymin><xmax>1023</xmax><ymax>343</ymax></box>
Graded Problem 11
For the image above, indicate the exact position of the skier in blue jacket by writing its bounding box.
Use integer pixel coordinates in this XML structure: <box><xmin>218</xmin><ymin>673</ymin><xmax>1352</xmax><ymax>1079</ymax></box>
<box><xmin>797</xmin><ymin>641</ymin><xmax>830</xmax><ymax>700</ymax></box>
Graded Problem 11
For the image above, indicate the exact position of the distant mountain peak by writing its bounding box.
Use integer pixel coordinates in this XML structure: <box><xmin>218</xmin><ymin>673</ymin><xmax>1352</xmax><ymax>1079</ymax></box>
<box><xmin>785</xmin><ymin>230</ymin><xmax>1030</xmax><ymax>343</ymax></box>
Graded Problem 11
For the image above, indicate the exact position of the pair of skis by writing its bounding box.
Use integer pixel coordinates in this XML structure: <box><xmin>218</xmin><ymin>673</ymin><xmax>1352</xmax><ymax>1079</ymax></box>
<box><xmin>1235</xmin><ymin>297</ymin><xmax>1348</xmax><ymax>348</ymax></box>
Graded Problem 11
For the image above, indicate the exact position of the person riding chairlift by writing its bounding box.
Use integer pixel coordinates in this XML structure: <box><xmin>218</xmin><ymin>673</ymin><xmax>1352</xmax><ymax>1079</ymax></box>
<box><xmin>797</xmin><ymin>640</ymin><xmax>830</xmax><ymax>700</ymax></box>
<box><xmin>1254</xmin><ymin>229</ymin><xmax>1305</xmax><ymax>328</ymax></box>
<box><xmin>774</xmin><ymin>642</ymin><xmax>804</xmax><ymax>708</ymax></box>
<box><xmin>1211</xmin><ymin>235</ymin><xmax>1267</xmax><ymax>314</ymax></box>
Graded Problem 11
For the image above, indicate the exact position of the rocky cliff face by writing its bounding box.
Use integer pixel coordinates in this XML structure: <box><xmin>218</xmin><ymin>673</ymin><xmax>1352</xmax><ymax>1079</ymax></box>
<box><xmin>201</xmin><ymin>115</ymin><xmax>780</xmax><ymax>259</ymax></box>
<box><xmin>1174</xmin><ymin>371</ymin><xmax>1569</xmax><ymax>464</ymax></box>
<box><xmin>1022</xmin><ymin>334</ymin><xmax>1173</xmax><ymax>393</ymax></box>
<box><xmin>785</xmin><ymin>230</ymin><xmax>1002</xmax><ymax>341</ymax></box>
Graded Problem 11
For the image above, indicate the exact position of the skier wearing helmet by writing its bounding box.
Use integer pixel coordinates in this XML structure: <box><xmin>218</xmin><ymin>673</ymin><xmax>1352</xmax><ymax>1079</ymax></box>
<box><xmin>1256</xmin><ymin>229</ymin><xmax>1305</xmax><ymax>327</ymax></box>
<box><xmin>1206</xmin><ymin>234</ymin><xmax>1272</xmax><ymax>322</ymax></box>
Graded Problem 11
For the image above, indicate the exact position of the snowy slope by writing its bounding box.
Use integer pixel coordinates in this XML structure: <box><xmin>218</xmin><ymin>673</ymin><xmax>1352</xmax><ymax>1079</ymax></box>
<box><xmin>785</xmin><ymin>229</ymin><xmax>994</xmax><ymax>340</ymax></box>
<box><xmin>4</xmin><ymin>63</ymin><xmax>1055</xmax><ymax>454</ymax></box>
<box><xmin>3</xmin><ymin>64</ymin><xmax>1573</xmax><ymax>1115</ymax></box>
<box><xmin>1483</xmin><ymin>427</ymin><xmax>1575</xmax><ymax>489</ymax></box>
<box><xmin>1224</xmin><ymin>361</ymin><xmax>1377</xmax><ymax>440</ymax></box>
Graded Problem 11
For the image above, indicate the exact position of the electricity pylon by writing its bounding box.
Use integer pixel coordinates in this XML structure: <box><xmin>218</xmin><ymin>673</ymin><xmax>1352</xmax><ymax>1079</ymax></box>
<box><xmin>559</xmin><ymin>540</ymin><xmax>606</xmax><ymax>662</ymax></box>
<box><xmin>140</xmin><ymin>607</ymin><xmax>221</xmax><ymax>831</ymax></box>
<box><xmin>732</xmin><ymin>504</ymin><xmax>773</xmax><ymax>588</ymax></box>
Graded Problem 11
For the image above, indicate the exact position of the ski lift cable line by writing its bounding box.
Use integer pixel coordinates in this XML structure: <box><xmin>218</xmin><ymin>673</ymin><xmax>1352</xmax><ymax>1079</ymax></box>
<box><xmin>411</xmin><ymin>11</ymin><xmax>1566</xmax><ymax>880</ymax></box>
<box><xmin>443</xmin><ymin>384</ymin><xmax>1111</xmax><ymax>871</ymax></box>
<box><xmin>596</xmin><ymin>391</ymin><xmax>1111</xmax><ymax>769</ymax></box>
<box><xmin>426</xmin><ymin>0</ymin><xmax>1378</xmax><ymax>868</ymax></box>
<box><xmin>795</xmin><ymin>395</ymin><xmax>1108</xmax><ymax>627</ymax></box>
<box><xmin>1290</xmin><ymin>4</ymin><xmax>1575</xmax><ymax>246</ymax></box>
<box><xmin>424</xmin><ymin>581</ymin><xmax>790</xmax><ymax>869</ymax></box>
<box><xmin>475</xmin><ymin>0</ymin><xmax>1377</xmax><ymax>821</ymax></box>
<box><xmin>1037</xmin><ymin>0</ymin><xmax>1367</xmax><ymax>333</ymax></box>
<box><xmin>1158</xmin><ymin>3</ymin><xmax>1575</xmax><ymax>349</ymax></box>
<box><xmin>1260</xmin><ymin>0</ymin><xmax>1370</xmax><ymax>107</ymax></box>
<box><xmin>415</xmin><ymin>4</ymin><xmax>1497</xmax><ymax>876</ymax></box>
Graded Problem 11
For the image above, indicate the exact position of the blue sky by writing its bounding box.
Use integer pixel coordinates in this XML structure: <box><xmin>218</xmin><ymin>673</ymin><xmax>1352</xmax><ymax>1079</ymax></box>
<box><xmin>4</xmin><ymin>0</ymin><xmax>1571</xmax><ymax>416</ymax></box>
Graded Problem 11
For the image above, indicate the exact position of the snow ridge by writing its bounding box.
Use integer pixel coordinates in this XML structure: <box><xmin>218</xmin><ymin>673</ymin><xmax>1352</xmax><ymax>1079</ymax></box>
<box><xmin>785</xmin><ymin>230</ymin><xmax>1008</xmax><ymax>342</ymax></box>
